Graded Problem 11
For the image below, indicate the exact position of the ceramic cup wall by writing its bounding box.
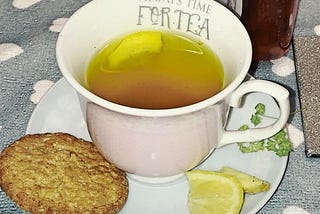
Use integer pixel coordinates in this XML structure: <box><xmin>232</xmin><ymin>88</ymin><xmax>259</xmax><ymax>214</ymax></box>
<box><xmin>56</xmin><ymin>0</ymin><xmax>290</xmax><ymax>183</ymax></box>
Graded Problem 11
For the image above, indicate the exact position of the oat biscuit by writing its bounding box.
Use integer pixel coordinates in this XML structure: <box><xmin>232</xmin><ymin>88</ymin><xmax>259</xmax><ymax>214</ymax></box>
<box><xmin>0</xmin><ymin>133</ymin><xmax>128</xmax><ymax>214</ymax></box>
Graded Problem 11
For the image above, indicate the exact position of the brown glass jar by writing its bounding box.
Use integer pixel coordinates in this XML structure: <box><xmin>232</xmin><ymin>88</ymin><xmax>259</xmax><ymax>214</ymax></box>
<box><xmin>241</xmin><ymin>0</ymin><xmax>299</xmax><ymax>60</ymax></box>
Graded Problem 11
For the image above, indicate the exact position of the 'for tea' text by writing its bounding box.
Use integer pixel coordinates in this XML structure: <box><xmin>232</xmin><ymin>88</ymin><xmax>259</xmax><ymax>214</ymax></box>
<box><xmin>137</xmin><ymin>5</ymin><xmax>210</xmax><ymax>39</ymax></box>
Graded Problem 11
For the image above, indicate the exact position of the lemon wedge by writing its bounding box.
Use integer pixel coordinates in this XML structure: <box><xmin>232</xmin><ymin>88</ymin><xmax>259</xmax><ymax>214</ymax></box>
<box><xmin>186</xmin><ymin>170</ymin><xmax>244</xmax><ymax>214</ymax></box>
<box><xmin>108</xmin><ymin>31</ymin><xmax>163</xmax><ymax>69</ymax></box>
<box><xmin>219</xmin><ymin>167</ymin><xmax>270</xmax><ymax>194</ymax></box>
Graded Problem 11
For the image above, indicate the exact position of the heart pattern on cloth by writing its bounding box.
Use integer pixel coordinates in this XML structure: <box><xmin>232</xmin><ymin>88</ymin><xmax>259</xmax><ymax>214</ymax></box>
<box><xmin>12</xmin><ymin>0</ymin><xmax>42</xmax><ymax>9</ymax></box>
<box><xmin>30</xmin><ymin>80</ymin><xmax>54</xmax><ymax>104</ymax></box>
<box><xmin>271</xmin><ymin>56</ymin><xmax>295</xmax><ymax>77</ymax></box>
<box><xmin>286</xmin><ymin>123</ymin><xmax>304</xmax><ymax>148</ymax></box>
<box><xmin>314</xmin><ymin>25</ymin><xmax>320</xmax><ymax>36</ymax></box>
<box><xmin>0</xmin><ymin>43</ymin><xmax>23</xmax><ymax>61</ymax></box>
<box><xmin>283</xmin><ymin>205</ymin><xmax>310</xmax><ymax>214</ymax></box>
<box><xmin>49</xmin><ymin>18</ymin><xmax>69</xmax><ymax>33</ymax></box>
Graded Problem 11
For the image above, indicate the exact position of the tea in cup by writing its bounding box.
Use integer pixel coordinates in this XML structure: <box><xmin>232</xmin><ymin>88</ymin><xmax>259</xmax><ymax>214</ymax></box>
<box><xmin>86</xmin><ymin>30</ymin><xmax>224</xmax><ymax>109</ymax></box>
<box><xmin>56</xmin><ymin>0</ymin><xmax>290</xmax><ymax>183</ymax></box>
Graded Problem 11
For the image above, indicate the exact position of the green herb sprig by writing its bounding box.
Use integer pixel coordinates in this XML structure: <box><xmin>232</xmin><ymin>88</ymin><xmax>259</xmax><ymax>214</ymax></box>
<box><xmin>238</xmin><ymin>103</ymin><xmax>293</xmax><ymax>157</ymax></box>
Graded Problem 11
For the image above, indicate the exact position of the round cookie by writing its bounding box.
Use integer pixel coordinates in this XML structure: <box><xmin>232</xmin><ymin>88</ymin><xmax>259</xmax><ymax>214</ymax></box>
<box><xmin>0</xmin><ymin>133</ymin><xmax>128</xmax><ymax>214</ymax></box>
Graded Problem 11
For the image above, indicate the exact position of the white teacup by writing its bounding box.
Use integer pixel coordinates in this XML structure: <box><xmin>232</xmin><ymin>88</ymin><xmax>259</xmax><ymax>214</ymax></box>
<box><xmin>56</xmin><ymin>0</ymin><xmax>290</xmax><ymax>182</ymax></box>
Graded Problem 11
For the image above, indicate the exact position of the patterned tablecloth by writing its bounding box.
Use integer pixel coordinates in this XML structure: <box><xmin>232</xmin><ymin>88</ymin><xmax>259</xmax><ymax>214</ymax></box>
<box><xmin>0</xmin><ymin>0</ymin><xmax>319</xmax><ymax>213</ymax></box>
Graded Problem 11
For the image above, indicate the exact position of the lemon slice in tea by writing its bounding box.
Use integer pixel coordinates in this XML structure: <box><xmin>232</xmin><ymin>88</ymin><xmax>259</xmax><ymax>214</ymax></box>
<box><xmin>186</xmin><ymin>170</ymin><xmax>244</xmax><ymax>214</ymax></box>
<box><xmin>108</xmin><ymin>31</ymin><xmax>163</xmax><ymax>69</ymax></box>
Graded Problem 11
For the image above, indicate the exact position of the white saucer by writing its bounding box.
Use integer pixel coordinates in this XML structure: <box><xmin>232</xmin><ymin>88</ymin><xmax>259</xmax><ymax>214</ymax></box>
<box><xmin>26</xmin><ymin>78</ymin><xmax>288</xmax><ymax>214</ymax></box>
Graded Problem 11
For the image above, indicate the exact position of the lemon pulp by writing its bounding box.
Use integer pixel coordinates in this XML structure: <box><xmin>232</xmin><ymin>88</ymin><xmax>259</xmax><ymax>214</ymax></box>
<box><xmin>186</xmin><ymin>170</ymin><xmax>244</xmax><ymax>214</ymax></box>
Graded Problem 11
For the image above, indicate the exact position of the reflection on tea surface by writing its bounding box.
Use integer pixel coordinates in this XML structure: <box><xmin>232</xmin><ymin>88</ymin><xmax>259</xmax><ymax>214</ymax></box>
<box><xmin>86</xmin><ymin>31</ymin><xmax>224</xmax><ymax>109</ymax></box>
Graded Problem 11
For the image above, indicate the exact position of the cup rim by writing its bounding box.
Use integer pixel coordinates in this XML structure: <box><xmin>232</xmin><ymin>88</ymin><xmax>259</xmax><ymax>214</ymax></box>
<box><xmin>56</xmin><ymin>0</ymin><xmax>252</xmax><ymax>117</ymax></box>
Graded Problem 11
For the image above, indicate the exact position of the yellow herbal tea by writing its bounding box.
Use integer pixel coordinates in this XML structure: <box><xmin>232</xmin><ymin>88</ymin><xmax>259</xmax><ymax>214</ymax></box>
<box><xmin>86</xmin><ymin>31</ymin><xmax>224</xmax><ymax>109</ymax></box>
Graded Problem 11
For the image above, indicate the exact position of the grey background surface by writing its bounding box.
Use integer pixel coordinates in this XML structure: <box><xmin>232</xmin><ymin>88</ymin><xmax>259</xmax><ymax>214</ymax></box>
<box><xmin>0</xmin><ymin>0</ymin><xmax>319</xmax><ymax>213</ymax></box>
